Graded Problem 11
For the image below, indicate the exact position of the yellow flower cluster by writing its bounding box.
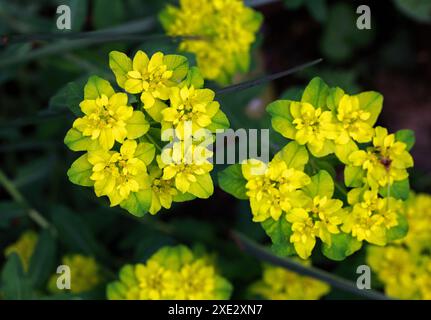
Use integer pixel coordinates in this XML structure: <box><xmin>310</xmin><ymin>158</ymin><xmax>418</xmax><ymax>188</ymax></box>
<box><xmin>107</xmin><ymin>245</ymin><xmax>232</xmax><ymax>300</ymax></box>
<box><xmin>48</xmin><ymin>254</ymin><xmax>102</xmax><ymax>294</ymax></box>
<box><xmin>218</xmin><ymin>77</ymin><xmax>415</xmax><ymax>261</ymax></box>
<box><xmin>4</xmin><ymin>230</ymin><xmax>38</xmax><ymax>271</ymax></box>
<box><xmin>160</xmin><ymin>0</ymin><xmax>263</xmax><ymax>84</ymax></box>
<box><xmin>367</xmin><ymin>193</ymin><xmax>431</xmax><ymax>299</ymax></box>
<box><xmin>250</xmin><ymin>263</ymin><xmax>330</xmax><ymax>300</ymax></box>
<box><xmin>65</xmin><ymin>50</ymin><xmax>229</xmax><ymax>216</ymax></box>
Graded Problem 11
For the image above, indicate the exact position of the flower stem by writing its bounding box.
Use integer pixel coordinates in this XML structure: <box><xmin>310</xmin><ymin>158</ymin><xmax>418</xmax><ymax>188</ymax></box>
<box><xmin>0</xmin><ymin>169</ymin><xmax>52</xmax><ymax>230</ymax></box>
<box><xmin>231</xmin><ymin>230</ymin><xmax>390</xmax><ymax>300</ymax></box>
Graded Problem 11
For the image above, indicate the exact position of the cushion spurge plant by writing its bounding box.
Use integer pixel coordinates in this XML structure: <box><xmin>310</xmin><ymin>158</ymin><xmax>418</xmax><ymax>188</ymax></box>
<box><xmin>219</xmin><ymin>77</ymin><xmax>415</xmax><ymax>261</ymax></box>
<box><xmin>65</xmin><ymin>50</ymin><xmax>229</xmax><ymax>217</ymax></box>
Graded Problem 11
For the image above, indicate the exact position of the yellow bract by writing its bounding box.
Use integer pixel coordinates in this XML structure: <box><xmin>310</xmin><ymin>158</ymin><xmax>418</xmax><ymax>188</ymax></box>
<box><xmin>290</xmin><ymin>102</ymin><xmax>337</xmax><ymax>156</ymax></box>
<box><xmin>161</xmin><ymin>85</ymin><xmax>219</xmax><ymax>138</ymax></box>
<box><xmin>250</xmin><ymin>264</ymin><xmax>330</xmax><ymax>300</ymax></box>
<box><xmin>124</xmin><ymin>51</ymin><xmax>175</xmax><ymax>108</ymax></box>
<box><xmin>88</xmin><ymin>140</ymin><xmax>150</xmax><ymax>206</ymax></box>
<box><xmin>334</xmin><ymin>94</ymin><xmax>374</xmax><ymax>144</ymax></box>
<box><xmin>348</xmin><ymin>126</ymin><xmax>413</xmax><ymax>188</ymax></box>
<box><xmin>242</xmin><ymin>158</ymin><xmax>311</xmax><ymax>222</ymax></box>
<box><xmin>342</xmin><ymin>188</ymin><xmax>401</xmax><ymax>245</ymax></box>
<box><xmin>157</xmin><ymin>141</ymin><xmax>213</xmax><ymax>194</ymax></box>
<box><xmin>287</xmin><ymin>196</ymin><xmax>345</xmax><ymax>259</ymax></box>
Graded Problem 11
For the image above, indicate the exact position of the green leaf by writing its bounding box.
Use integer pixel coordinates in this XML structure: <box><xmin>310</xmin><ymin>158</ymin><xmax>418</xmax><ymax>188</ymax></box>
<box><xmin>283</xmin><ymin>0</ymin><xmax>305</xmax><ymax>9</ymax></box>
<box><xmin>326</xmin><ymin>87</ymin><xmax>345</xmax><ymax>110</ymax></box>
<box><xmin>66</xmin><ymin>0</ymin><xmax>88</xmax><ymax>31</ymax></box>
<box><xmin>322</xmin><ymin>233</ymin><xmax>362</xmax><ymax>261</ymax></box>
<box><xmin>261</xmin><ymin>217</ymin><xmax>296</xmax><ymax>257</ymax></box>
<box><xmin>163</xmin><ymin>54</ymin><xmax>188</xmax><ymax>82</ymax></box>
<box><xmin>182</xmin><ymin>66</ymin><xmax>204</xmax><ymax>88</ymax></box>
<box><xmin>274</xmin><ymin>141</ymin><xmax>309</xmax><ymax>170</ymax></box>
<box><xmin>188</xmin><ymin>173</ymin><xmax>214</xmax><ymax>199</ymax></box>
<box><xmin>109</xmin><ymin>51</ymin><xmax>132</xmax><ymax>88</ymax></box>
<box><xmin>334</xmin><ymin>139</ymin><xmax>358</xmax><ymax>164</ymax></box>
<box><xmin>304</xmin><ymin>170</ymin><xmax>334</xmax><ymax>198</ymax></box>
<box><xmin>51</xmin><ymin>206</ymin><xmax>105</xmax><ymax>257</ymax></box>
<box><xmin>394</xmin><ymin>0</ymin><xmax>431</xmax><ymax>23</ymax></box>
<box><xmin>28</xmin><ymin>230</ymin><xmax>56</xmax><ymax>289</ymax></box>
<box><xmin>84</xmin><ymin>75</ymin><xmax>114</xmax><ymax>99</ymax></box>
<box><xmin>344</xmin><ymin>165</ymin><xmax>364</xmax><ymax>188</ymax></box>
<box><xmin>0</xmin><ymin>202</ymin><xmax>26</xmax><ymax>229</ymax></box>
<box><xmin>64</xmin><ymin>128</ymin><xmax>97</xmax><ymax>151</ymax></box>
<box><xmin>218</xmin><ymin>164</ymin><xmax>248</xmax><ymax>200</ymax></box>
<box><xmin>120</xmin><ymin>189</ymin><xmax>152</xmax><ymax>217</ymax></box>
<box><xmin>267</xmin><ymin>100</ymin><xmax>295</xmax><ymax>139</ymax></box>
<box><xmin>356</xmin><ymin>91</ymin><xmax>383</xmax><ymax>126</ymax></box>
<box><xmin>1</xmin><ymin>253</ymin><xmax>34</xmax><ymax>299</ymax></box>
<box><xmin>379</xmin><ymin>179</ymin><xmax>410</xmax><ymax>200</ymax></box>
<box><xmin>301</xmin><ymin>77</ymin><xmax>330</xmax><ymax>109</ymax></box>
<box><xmin>49</xmin><ymin>77</ymin><xmax>86</xmax><ymax>116</ymax></box>
<box><xmin>125</xmin><ymin>111</ymin><xmax>150</xmax><ymax>139</ymax></box>
<box><xmin>93</xmin><ymin>0</ymin><xmax>125</xmax><ymax>29</ymax></box>
<box><xmin>67</xmin><ymin>154</ymin><xmax>93</xmax><ymax>187</ymax></box>
<box><xmin>321</xmin><ymin>2</ymin><xmax>374</xmax><ymax>62</ymax></box>
<box><xmin>395</xmin><ymin>129</ymin><xmax>415</xmax><ymax>151</ymax></box>
<box><xmin>305</xmin><ymin>0</ymin><xmax>327</xmax><ymax>22</ymax></box>
<box><xmin>135</xmin><ymin>142</ymin><xmax>155</xmax><ymax>166</ymax></box>
<box><xmin>206</xmin><ymin>109</ymin><xmax>230</xmax><ymax>132</ymax></box>
<box><xmin>387</xmin><ymin>213</ymin><xmax>409</xmax><ymax>241</ymax></box>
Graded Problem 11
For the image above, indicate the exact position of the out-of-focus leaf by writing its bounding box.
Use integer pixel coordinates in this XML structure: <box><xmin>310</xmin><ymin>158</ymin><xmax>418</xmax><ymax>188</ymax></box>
<box><xmin>1</xmin><ymin>253</ymin><xmax>34</xmax><ymax>299</ymax></box>
<box><xmin>0</xmin><ymin>202</ymin><xmax>26</xmax><ymax>229</ymax></box>
<box><xmin>394</xmin><ymin>0</ymin><xmax>431</xmax><ymax>23</ymax></box>
<box><xmin>49</xmin><ymin>77</ymin><xmax>87</xmax><ymax>116</ymax></box>
<box><xmin>321</xmin><ymin>2</ymin><xmax>374</xmax><ymax>62</ymax></box>
<box><xmin>28</xmin><ymin>230</ymin><xmax>57</xmax><ymax>289</ymax></box>
<box><xmin>50</xmin><ymin>206</ymin><xmax>106</xmax><ymax>259</ymax></box>
<box><xmin>218</xmin><ymin>164</ymin><xmax>248</xmax><ymax>200</ymax></box>
<box><xmin>94</xmin><ymin>0</ymin><xmax>125</xmax><ymax>29</ymax></box>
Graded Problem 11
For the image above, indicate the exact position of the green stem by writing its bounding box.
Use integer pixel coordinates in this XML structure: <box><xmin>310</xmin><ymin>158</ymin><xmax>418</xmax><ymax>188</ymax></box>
<box><xmin>231</xmin><ymin>231</ymin><xmax>390</xmax><ymax>300</ymax></box>
<box><xmin>0</xmin><ymin>169</ymin><xmax>52</xmax><ymax>230</ymax></box>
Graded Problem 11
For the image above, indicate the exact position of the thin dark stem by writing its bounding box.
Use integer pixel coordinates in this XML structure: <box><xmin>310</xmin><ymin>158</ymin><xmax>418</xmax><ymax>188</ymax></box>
<box><xmin>231</xmin><ymin>231</ymin><xmax>390</xmax><ymax>300</ymax></box>
<box><xmin>216</xmin><ymin>58</ymin><xmax>323</xmax><ymax>95</ymax></box>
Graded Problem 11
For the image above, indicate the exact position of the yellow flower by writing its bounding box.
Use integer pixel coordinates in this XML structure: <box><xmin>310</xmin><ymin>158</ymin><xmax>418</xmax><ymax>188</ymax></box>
<box><xmin>160</xmin><ymin>0</ymin><xmax>262</xmax><ymax>83</ymax></box>
<box><xmin>4</xmin><ymin>231</ymin><xmax>38</xmax><ymax>271</ymax></box>
<box><xmin>72</xmin><ymin>76</ymin><xmax>149</xmax><ymax>150</ymax></box>
<box><xmin>161</xmin><ymin>85</ymin><xmax>219</xmax><ymax>138</ymax></box>
<box><xmin>107</xmin><ymin>245</ymin><xmax>232</xmax><ymax>300</ymax></box>
<box><xmin>124</xmin><ymin>51</ymin><xmax>174</xmax><ymax>107</ymax></box>
<box><xmin>342</xmin><ymin>188</ymin><xmax>402</xmax><ymax>245</ymax></box>
<box><xmin>286</xmin><ymin>196</ymin><xmax>345</xmax><ymax>259</ymax></box>
<box><xmin>250</xmin><ymin>263</ymin><xmax>330</xmax><ymax>300</ymax></box>
<box><xmin>88</xmin><ymin>140</ymin><xmax>151</xmax><ymax>206</ymax></box>
<box><xmin>403</xmin><ymin>193</ymin><xmax>431</xmax><ymax>253</ymax></box>
<box><xmin>334</xmin><ymin>94</ymin><xmax>374</xmax><ymax>144</ymax></box>
<box><xmin>242</xmin><ymin>158</ymin><xmax>311</xmax><ymax>222</ymax></box>
<box><xmin>290</xmin><ymin>101</ymin><xmax>337</xmax><ymax>157</ymax></box>
<box><xmin>148</xmin><ymin>166</ymin><xmax>178</xmax><ymax>215</ymax></box>
<box><xmin>348</xmin><ymin>126</ymin><xmax>413</xmax><ymax>188</ymax></box>
<box><xmin>157</xmin><ymin>141</ymin><xmax>213</xmax><ymax>196</ymax></box>
<box><xmin>48</xmin><ymin>255</ymin><xmax>102</xmax><ymax>294</ymax></box>
<box><xmin>367</xmin><ymin>246</ymin><xmax>420</xmax><ymax>299</ymax></box>
<box><xmin>135</xmin><ymin>260</ymin><xmax>178</xmax><ymax>300</ymax></box>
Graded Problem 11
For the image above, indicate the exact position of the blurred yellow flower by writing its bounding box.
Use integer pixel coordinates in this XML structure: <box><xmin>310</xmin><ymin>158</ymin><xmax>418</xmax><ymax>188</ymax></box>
<box><xmin>4</xmin><ymin>230</ymin><xmax>38</xmax><ymax>271</ymax></box>
<box><xmin>250</xmin><ymin>264</ymin><xmax>330</xmax><ymax>300</ymax></box>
